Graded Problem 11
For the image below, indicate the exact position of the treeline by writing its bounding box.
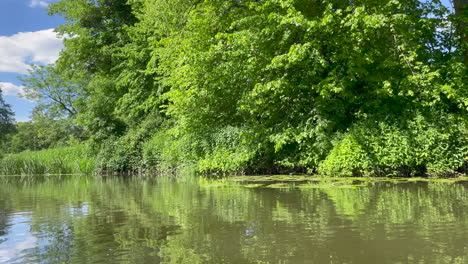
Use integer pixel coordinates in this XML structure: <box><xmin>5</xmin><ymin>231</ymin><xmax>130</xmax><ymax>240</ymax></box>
<box><xmin>1</xmin><ymin>0</ymin><xmax>467</xmax><ymax>177</ymax></box>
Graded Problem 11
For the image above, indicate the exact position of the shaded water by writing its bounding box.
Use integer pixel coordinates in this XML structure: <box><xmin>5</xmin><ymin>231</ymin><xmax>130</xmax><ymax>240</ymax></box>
<box><xmin>0</xmin><ymin>175</ymin><xmax>467</xmax><ymax>264</ymax></box>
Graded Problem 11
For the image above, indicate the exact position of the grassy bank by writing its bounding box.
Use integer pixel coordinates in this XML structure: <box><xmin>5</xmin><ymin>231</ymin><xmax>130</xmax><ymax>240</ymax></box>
<box><xmin>0</xmin><ymin>145</ymin><xmax>96</xmax><ymax>176</ymax></box>
<box><xmin>1</xmin><ymin>140</ymin><xmax>466</xmax><ymax>177</ymax></box>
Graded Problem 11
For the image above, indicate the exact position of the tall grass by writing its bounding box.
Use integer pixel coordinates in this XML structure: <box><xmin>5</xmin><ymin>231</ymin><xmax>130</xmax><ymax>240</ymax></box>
<box><xmin>0</xmin><ymin>145</ymin><xmax>96</xmax><ymax>176</ymax></box>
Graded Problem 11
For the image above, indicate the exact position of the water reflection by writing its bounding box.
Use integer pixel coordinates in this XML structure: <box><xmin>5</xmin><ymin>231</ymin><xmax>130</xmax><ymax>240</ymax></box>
<box><xmin>0</xmin><ymin>176</ymin><xmax>466</xmax><ymax>263</ymax></box>
<box><xmin>0</xmin><ymin>214</ymin><xmax>38</xmax><ymax>263</ymax></box>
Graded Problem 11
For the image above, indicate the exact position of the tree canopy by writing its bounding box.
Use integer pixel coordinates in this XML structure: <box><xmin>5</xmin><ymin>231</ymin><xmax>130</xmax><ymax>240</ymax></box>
<box><xmin>0</xmin><ymin>89</ymin><xmax>15</xmax><ymax>141</ymax></box>
<box><xmin>11</xmin><ymin>0</ymin><xmax>468</xmax><ymax>176</ymax></box>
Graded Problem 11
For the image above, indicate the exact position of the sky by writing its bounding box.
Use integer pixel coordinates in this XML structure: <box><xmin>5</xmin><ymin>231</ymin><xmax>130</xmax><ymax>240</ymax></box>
<box><xmin>0</xmin><ymin>0</ymin><xmax>63</xmax><ymax>122</ymax></box>
<box><xmin>0</xmin><ymin>0</ymin><xmax>455</xmax><ymax>123</ymax></box>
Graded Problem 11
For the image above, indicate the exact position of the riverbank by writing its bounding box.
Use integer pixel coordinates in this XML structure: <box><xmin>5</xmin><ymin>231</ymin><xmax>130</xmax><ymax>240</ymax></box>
<box><xmin>1</xmin><ymin>144</ymin><xmax>466</xmax><ymax>178</ymax></box>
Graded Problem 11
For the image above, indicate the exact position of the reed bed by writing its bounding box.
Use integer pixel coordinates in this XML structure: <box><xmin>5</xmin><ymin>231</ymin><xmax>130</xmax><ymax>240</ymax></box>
<box><xmin>0</xmin><ymin>145</ymin><xmax>96</xmax><ymax>176</ymax></box>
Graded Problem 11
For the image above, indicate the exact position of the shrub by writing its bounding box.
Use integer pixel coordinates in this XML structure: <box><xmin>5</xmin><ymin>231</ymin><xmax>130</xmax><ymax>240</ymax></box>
<box><xmin>197</xmin><ymin>126</ymin><xmax>255</xmax><ymax>174</ymax></box>
<box><xmin>319</xmin><ymin>113</ymin><xmax>468</xmax><ymax>177</ymax></box>
<box><xmin>142</xmin><ymin>129</ymin><xmax>195</xmax><ymax>172</ymax></box>
<box><xmin>95</xmin><ymin>116</ymin><xmax>162</xmax><ymax>172</ymax></box>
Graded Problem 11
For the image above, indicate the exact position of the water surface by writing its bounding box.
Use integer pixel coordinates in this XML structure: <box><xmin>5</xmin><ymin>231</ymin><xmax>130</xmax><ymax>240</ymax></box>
<box><xmin>0</xmin><ymin>175</ymin><xmax>467</xmax><ymax>263</ymax></box>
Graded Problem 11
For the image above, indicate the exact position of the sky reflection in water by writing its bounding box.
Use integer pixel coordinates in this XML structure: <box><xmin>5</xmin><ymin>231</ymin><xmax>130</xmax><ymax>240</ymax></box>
<box><xmin>0</xmin><ymin>175</ymin><xmax>467</xmax><ymax>264</ymax></box>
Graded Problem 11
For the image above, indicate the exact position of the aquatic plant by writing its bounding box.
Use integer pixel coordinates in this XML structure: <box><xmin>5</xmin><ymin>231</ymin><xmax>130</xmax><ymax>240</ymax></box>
<box><xmin>0</xmin><ymin>144</ymin><xmax>96</xmax><ymax>176</ymax></box>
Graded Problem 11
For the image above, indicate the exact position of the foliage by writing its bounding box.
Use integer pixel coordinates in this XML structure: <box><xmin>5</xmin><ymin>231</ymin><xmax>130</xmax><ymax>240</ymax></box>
<box><xmin>20</xmin><ymin>64</ymin><xmax>82</xmax><ymax>118</ymax></box>
<box><xmin>146</xmin><ymin>0</ymin><xmax>467</xmax><ymax>175</ymax></box>
<box><xmin>319</xmin><ymin>113</ymin><xmax>468</xmax><ymax>177</ymax></box>
<box><xmin>196</xmin><ymin>126</ymin><xmax>255</xmax><ymax>174</ymax></box>
<box><xmin>141</xmin><ymin>125</ymin><xmax>255</xmax><ymax>174</ymax></box>
<box><xmin>0</xmin><ymin>89</ymin><xmax>16</xmax><ymax>141</ymax></box>
<box><xmin>95</xmin><ymin>115</ymin><xmax>163</xmax><ymax>172</ymax></box>
<box><xmin>142</xmin><ymin>127</ymin><xmax>196</xmax><ymax>172</ymax></box>
<box><xmin>5</xmin><ymin>118</ymin><xmax>83</xmax><ymax>154</ymax></box>
<box><xmin>2</xmin><ymin>0</ymin><xmax>466</xmax><ymax>176</ymax></box>
<box><xmin>46</xmin><ymin>0</ymin><xmax>162</xmax><ymax>143</ymax></box>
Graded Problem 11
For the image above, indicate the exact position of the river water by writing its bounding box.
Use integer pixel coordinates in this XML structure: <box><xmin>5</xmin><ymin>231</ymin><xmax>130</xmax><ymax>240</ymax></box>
<box><xmin>0</xmin><ymin>175</ymin><xmax>467</xmax><ymax>263</ymax></box>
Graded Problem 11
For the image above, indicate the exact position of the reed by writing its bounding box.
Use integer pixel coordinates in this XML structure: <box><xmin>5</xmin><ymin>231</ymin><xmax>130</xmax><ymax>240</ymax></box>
<box><xmin>0</xmin><ymin>145</ymin><xmax>96</xmax><ymax>176</ymax></box>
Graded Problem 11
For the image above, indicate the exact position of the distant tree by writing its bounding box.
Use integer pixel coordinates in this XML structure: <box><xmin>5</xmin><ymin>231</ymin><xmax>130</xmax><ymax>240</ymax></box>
<box><xmin>5</xmin><ymin>112</ymin><xmax>86</xmax><ymax>154</ymax></box>
<box><xmin>0</xmin><ymin>88</ymin><xmax>15</xmax><ymax>141</ymax></box>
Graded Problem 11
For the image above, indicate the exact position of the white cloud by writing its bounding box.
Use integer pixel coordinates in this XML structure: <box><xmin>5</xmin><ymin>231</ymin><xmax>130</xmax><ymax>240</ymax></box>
<box><xmin>0</xmin><ymin>29</ymin><xmax>63</xmax><ymax>74</ymax></box>
<box><xmin>0</xmin><ymin>82</ymin><xmax>36</xmax><ymax>102</ymax></box>
<box><xmin>0</xmin><ymin>236</ymin><xmax>38</xmax><ymax>263</ymax></box>
<box><xmin>0</xmin><ymin>82</ymin><xmax>25</xmax><ymax>97</ymax></box>
<box><xmin>29</xmin><ymin>0</ymin><xmax>50</xmax><ymax>8</ymax></box>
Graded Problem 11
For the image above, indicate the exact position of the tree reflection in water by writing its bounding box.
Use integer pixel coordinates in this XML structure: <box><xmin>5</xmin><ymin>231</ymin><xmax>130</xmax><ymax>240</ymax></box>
<box><xmin>0</xmin><ymin>176</ymin><xmax>466</xmax><ymax>263</ymax></box>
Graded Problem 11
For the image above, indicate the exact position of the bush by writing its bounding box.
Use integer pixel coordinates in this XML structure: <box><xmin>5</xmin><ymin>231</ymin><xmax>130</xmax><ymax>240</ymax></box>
<box><xmin>197</xmin><ymin>126</ymin><xmax>255</xmax><ymax>174</ymax></box>
<box><xmin>319</xmin><ymin>113</ymin><xmax>468</xmax><ymax>177</ymax></box>
<box><xmin>95</xmin><ymin>136</ymin><xmax>140</xmax><ymax>172</ymax></box>
<box><xmin>142</xmin><ymin>129</ymin><xmax>195</xmax><ymax>172</ymax></box>
<box><xmin>95</xmin><ymin>116</ymin><xmax>162</xmax><ymax>172</ymax></box>
<box><xmin>142</xmin><ymin>126</ymin><xmax>256</xmax><ymax>175</ymax></box>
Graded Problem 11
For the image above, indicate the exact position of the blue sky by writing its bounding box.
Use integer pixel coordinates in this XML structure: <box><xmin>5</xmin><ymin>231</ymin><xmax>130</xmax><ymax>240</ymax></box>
<box><xmin>0</xmin><ymin>0</ymin><xmax>63</xmax><ymax>122</ymax></box>
<box><xmin>0</xmin><ymin>0</ymin><xmax>454</xmax><ymax>122</ymax></box>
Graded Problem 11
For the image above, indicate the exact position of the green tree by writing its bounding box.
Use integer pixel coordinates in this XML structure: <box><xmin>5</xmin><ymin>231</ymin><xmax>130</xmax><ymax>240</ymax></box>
<box><xmin>15</xmin><ymin>64</ymin><xmax>89</xmax><ymax>153</ymax></box>
<box><xmin>6</xmin><ymin>117</ymin><xmax>83</xmax><ymax>153</ymax></box>
<box><xmin>41</xmin><ymin>0</ymin><xmax>166</xmax><ymax>170</ymax></box>
<box><xmin>44</xmin><ymin>0</ymin><xmax>163</xmax><ymax>144</ymax></box>
<box><xmin>25</xmin><ymin>0</ymin><xmax>466</xmax><ymax>175</ymax></box>
<box><xmin>148</xmin><ymin>0</ymin><xmax>467</xmax><ymax>174</ymax></box>
<box><xmin>0</xmin><ymin>88</ymin><xmax>15</xmax><ymax>141</ymax></box>
<box><xmin>20</xmin><ymin>64</ymin><xmax>81</xmax><ymax>118</ymax></box>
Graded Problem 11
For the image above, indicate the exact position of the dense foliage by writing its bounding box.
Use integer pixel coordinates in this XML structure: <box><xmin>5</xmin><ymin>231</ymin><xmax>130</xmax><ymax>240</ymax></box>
<box><xmin>3</xmin><ymin>0</ymin><xmax>467</xmax><ymax>176</ymax></box>
<box><xmin>0</xmin><ymin>89</ymin><xmax>15</xmax><ymax>136</ymax></box>
<box><xmin>0</xmin><ymin>89</ymin><xmax>16</xmax><ymax>157</ymax></box>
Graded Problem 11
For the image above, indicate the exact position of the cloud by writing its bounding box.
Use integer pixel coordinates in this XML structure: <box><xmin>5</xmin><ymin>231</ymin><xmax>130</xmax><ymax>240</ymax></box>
<box><xmin>0</xmin><ymin>236</ymin><xmax>38</xmax><ymax>263</ymax></box>
<box><xmin>29</xmin><ymin>0</ymin><xmax>50</xmax><ymax>8</ymax></box>
<box><xmin>0</xmin><ymin>82</ymin><xmax>36</xmax><ymax>102</ymax></box>
<box><xmin>0</xmin><ymin>82</ymin><xmax>25</xmax><ymax>97</ymax></box>
<box><xmin>0</xmin><ymin>29</ymin><xmax>63</xmax><ymax>74</ymax></box>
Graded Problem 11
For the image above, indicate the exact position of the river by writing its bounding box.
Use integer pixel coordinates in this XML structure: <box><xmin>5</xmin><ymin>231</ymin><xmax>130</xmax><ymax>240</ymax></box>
<box><xmin>0</xmin><ymin>175</ymin><xmax>467</xmax><ymax>263</ymax></box>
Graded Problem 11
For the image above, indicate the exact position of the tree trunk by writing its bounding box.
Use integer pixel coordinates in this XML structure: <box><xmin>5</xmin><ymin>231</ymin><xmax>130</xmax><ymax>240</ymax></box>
<box><xmin>452</xmin><ymin>0</ymin><xmax>468</xmax><ymax>64</ymax></box>
<box><xmin>453</xmin><ymin>0</ymin><xmax>468</xmax><ymax>14</ymax></box>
